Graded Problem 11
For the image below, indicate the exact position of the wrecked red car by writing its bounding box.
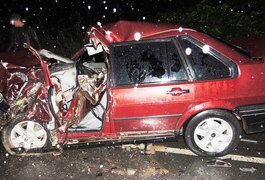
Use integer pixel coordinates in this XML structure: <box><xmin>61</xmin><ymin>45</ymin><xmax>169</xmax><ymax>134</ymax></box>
<box><xmin>0</xmin><ymin>21</ymin><xmax>265</xmax><ymax>157</ymax></box>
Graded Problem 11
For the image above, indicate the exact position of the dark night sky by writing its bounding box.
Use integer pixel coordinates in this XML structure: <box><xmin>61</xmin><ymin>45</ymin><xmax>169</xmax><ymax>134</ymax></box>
<box><xmin>0</xmin><ymin>0</ymin><xmax>261</xmax><ymax>32</ymax></box>
<box><xmin>0</xmin><ymin>0</ymin><xmax>207</xmax><ymax>32</ymax></box>
<box><xmin>0</xmin><ymin>0</ymin><xmax>229</xmax><ymax>30</ymax></box>
<box><xmin>0</xmin><ymin>0</ymin><xmax>263</xmax><ymax>52</ymax></box>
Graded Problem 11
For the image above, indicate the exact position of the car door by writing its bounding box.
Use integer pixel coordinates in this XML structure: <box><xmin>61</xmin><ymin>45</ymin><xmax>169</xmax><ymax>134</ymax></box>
<box><xmin>173</xmin><ymin>35</ymin><xmax>238</xmax><ymax>127</ymax></box>
<box><xmin>108</xmin><ymin>38</ymin><xmax>195</xmax><ymax>133</ymax></box>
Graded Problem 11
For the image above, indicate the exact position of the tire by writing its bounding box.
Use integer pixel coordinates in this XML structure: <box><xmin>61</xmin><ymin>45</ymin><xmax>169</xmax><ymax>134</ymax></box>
<box><xmin>2</xmin><ymin>119</ymin><xmax>49</xmax><ymax>155</ymax></box>
<box><xmin>184</xmin><ymin>109</ymin><xmax>241</xmax><ymax>156</ymax></box>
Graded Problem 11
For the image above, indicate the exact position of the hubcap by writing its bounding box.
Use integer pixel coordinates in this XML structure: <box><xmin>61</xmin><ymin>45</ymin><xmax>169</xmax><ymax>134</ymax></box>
<box><xmin>10</xmin><ymin>121</ymin><xmax>47</xmax><ymax>150</ymax></box>
<box><xmin>194</xmin><ymin>117</ymin><xmax>233</xmax><ymax>153</ymax></box>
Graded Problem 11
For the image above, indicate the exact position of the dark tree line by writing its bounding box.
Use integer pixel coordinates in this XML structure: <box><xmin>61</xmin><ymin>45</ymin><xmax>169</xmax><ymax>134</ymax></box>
<box><xmin>158</xmin><ymin>0</ymin><xmax>265</xmax><ymax>40</ymax></box>
<box><xmin>0</xmin><ymin>0</ymin><xmax>264</xmax><ymax>55</ymax></box>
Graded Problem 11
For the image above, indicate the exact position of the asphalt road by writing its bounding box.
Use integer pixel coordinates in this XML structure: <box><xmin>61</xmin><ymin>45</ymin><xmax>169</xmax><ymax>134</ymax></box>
<box><xmin>0</xmin><ymin>132</ymin><xmax>264</xmax><ymax>180</ymax></box>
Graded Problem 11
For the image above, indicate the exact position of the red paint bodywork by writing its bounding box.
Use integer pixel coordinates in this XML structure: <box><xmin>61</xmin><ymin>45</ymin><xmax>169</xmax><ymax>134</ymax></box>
<box><xmin>2</xmin><ymin>21</ymin><xmax>265</xmax><ymax>145</ymax></box>
<box><xmin>59</xmin><ymin>21</ymin><xmax>265</xmax><ymax>142</ymax></box>
<box><xmin>0</xmin><ymin>47</ymin><xmax>52</xmax><ymax>123</ymax></box>
<box><xmin>87</xmin><ymin>21</ymin><xmax>265</xmax><ymax>136</ymax></box>
<box><xmin>230</xmin><ymin>36</ymin><xmax>265</xmax><ymax>58</ymax></box>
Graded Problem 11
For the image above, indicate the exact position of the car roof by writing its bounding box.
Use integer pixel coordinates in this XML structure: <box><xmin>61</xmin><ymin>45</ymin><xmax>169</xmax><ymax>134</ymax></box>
<box><xmin>86</xmin><ymin>20</ymin><xmax>249</xmax><ymax>65</ymax></box>
<box><xmin>86</xmin><ymin>20</ymin><xmax>196</xmax><ymax>50</ymax></box>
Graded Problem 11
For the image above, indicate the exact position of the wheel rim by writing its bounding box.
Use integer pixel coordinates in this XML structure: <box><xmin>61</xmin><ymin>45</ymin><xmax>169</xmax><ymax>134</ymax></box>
<box><xmin>10</xmin><ymin>121</ymin><xmax>47</xmax><ymax>150</ymax></box>
<box><xmin>194</xmin><ymin>117</ymin><xmax>233</xmax><ymax>153</ymax></box>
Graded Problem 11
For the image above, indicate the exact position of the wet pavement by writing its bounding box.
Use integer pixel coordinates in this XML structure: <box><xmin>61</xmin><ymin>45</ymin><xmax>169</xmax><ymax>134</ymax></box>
<box><xmin>0</xmin><ymin>132</ymin><xmax>264</xmax><ymax>180</ymax></box>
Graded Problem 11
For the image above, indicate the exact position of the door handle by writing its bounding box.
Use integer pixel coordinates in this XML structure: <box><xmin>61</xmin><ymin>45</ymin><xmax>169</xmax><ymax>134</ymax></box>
<box><xmin>167</xmin><ymin>89</ymin><xmax>190</xmax><ymax>96</ymax></box>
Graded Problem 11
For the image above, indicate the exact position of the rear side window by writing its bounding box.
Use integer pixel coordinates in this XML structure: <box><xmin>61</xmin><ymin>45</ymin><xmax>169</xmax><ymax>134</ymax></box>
<box><xmin>179</xmin><ymin>37</ymin><xmax>233</xmax><ymax>80</ymax></box>
<box><xmin>110</xmin><ymin>39</ymin><xmax>188</xmax><ymax>86</ymax></box>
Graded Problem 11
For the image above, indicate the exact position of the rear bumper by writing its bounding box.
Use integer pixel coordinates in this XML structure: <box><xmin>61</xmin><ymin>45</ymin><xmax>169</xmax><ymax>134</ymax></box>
<box><xmin>237</xmin><ymin>104</ymin><xmax>265</xmax><ymax>134</ymax></box>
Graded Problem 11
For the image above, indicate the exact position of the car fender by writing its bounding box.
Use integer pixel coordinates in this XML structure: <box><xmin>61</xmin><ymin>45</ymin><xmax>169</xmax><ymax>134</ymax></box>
<box><xmin>176</xmin><ymin>101</ymin><xmax>237</xmax><ymax>129</ymax></box>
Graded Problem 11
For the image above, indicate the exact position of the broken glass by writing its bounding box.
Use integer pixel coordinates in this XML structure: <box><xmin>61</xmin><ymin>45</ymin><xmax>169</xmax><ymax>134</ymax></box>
<box><xmin>179</xmin><ymin>37</ymin><xmax>231</xmax><ymax>80</ymax></box>
<box><xmin>112</xmin><ymin>41</ymin><xmax>168</xmax><ymax>85</ymax></box>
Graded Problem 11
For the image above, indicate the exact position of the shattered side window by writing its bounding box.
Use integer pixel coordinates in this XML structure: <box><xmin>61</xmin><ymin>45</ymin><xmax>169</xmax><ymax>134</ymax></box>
<box><xmin>179</xmin><ymin>37</ymin><xmax>231</xmax><ymax>80</ymax></box>
<box><xmin>166</xmin><ymin>41</ymin><xmax>188</xmax><ymax>81</ymax></box>
<box><xmin>112</xmin><ymin>41</ymin><xmax>168</xmax><ymax>86</ymax></box>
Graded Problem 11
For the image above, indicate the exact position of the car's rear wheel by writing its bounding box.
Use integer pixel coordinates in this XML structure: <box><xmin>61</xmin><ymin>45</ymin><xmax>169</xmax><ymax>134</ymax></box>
<box><xmin>2</xmin><ymin>120</ymin><xmax>49</xmax><ymax>154</ymax></box>
<box><xmin>184</xmin><ymin>110</ymin><xmax>241</xmax><ymax>156</ymax></box>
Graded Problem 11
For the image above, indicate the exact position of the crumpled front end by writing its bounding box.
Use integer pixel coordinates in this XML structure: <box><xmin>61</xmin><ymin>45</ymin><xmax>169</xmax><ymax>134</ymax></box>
<box><xmin>7</xmin><ymin>68</ymin><xmax>52</xmax><ymax>122</ymax></box>
<box><xmin>0</xmin><ymin>63</ymin><xmax>52</xmax><ymax>130</ymax></box>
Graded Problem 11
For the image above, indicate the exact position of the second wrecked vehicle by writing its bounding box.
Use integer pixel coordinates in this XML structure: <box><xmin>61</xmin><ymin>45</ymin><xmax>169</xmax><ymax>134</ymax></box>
<box><xmin>0</xmin><ymin>21</ymin><xmax>265</xmax><ymax>157</ymax></box>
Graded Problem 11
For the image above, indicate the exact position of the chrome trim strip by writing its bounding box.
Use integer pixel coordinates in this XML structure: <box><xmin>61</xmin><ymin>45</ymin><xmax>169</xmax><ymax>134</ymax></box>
<box><xmin>113</xmin><ymin>114</ymin><xmax>182</xmax><ymax>121</ymax></box>
<box><xmin>240</xmin><ymin>108</ymin><xmax>265</xmax><ymax>113</ymax></box>
<box><xmin>241</xmin><ymin>112</ymin><xmax>265</xmax><ymax>117</ymax></box>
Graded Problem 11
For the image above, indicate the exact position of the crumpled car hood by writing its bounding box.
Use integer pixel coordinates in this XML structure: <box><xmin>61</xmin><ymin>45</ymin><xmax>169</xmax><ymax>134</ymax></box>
<box><xmin>0</xmin><ymin>50</ymin><xmax>40</xmax><ymax>67</ymax></box>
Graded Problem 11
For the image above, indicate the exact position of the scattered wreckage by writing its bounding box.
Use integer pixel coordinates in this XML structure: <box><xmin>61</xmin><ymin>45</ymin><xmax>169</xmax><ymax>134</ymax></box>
<box><xmin>0</xmin><ymin>21</ymin><xmax>264</xmax><ymax>157</ymax></box>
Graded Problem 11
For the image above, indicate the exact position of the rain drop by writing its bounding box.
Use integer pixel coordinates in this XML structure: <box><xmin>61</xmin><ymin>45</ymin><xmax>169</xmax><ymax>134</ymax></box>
<box><xmin>134</xmin><ymin>32</ymin><xmax>141</xmax><ymax>41</ymax></box>
<box><xmin>88</xmin><ymin>5</ymin><xmax>91</xmax><ymax>10</ymax></box>
<box><xmin>113</xmin><ymin>8</ymin><xmax>117</xmax><ymax>13</ymax></box>
<box><xmin>185</xmin><ymin>48</ymin><xmax>192</xmax><ymax>55</ymax></box>
<box><xmin>178</xmin><ymin>27</ymin><xmax>183</xmax><ymax>32</ymax></box>
<box><xmin>202</xmin><ymin>45</ymin><xmax>210</xmax><ymax>54</ymax></box>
